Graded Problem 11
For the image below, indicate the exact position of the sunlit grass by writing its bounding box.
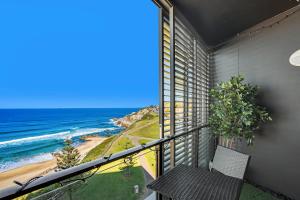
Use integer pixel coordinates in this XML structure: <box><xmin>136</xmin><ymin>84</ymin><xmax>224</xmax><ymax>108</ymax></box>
<box><xmin>108</xmin><ymin>136</ymin><xmax>134</xmax><ymax>154</ymax></box>
<box><xmin>143</xmin><ymin>150</ymin><xmax>156</xmax><ymax>176</ymax></box>
<box><xmin>82</xmin><ymin>135</ymin><xmax>116</xmax><ymax>163</ymax></box>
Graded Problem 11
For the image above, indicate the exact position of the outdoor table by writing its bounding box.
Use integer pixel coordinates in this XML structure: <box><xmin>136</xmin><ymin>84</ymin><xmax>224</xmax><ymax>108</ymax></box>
<box><xmin>147</xmin><ymin>164</ymin><xmax>243</xmax><ymax>200</ymax></box>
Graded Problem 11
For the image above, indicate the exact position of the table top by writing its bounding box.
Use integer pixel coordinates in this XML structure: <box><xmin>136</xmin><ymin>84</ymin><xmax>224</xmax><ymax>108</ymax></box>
<box><xmin>147</xmin><ymin>164</ymin><xmax>243</xmax><ymax>200</ymax></box>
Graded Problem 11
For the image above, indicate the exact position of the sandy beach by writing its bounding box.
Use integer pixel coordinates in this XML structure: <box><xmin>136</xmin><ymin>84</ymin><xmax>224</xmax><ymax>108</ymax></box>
<box><xmin>0</xmin><ymin>136</ymin><xmax>106</xmax><ymax>189</ymax></box>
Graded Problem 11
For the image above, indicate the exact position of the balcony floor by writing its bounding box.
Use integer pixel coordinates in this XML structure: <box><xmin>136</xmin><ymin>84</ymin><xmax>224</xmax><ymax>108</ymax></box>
<box><xmin>145</xmin><ymin>184</ymin><xmax>278</xmax><ymax>200</ymax></box>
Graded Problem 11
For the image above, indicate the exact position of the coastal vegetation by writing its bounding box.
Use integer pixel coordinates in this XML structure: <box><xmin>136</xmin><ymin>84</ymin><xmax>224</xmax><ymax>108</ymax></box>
<box><xmin>119</xmin><ymin>155</ymin><xmax>136</xmax><ymax>177</ymax></box>
<box><xmin>141</xmin><ymin>149</ymin><xmax>156</xmax><ymax>175</ymax></box>
<box><xmin>82</xmin><ymin>136</ymin><xmax>117</xmax><ymax>163</ymax></box>
<box><xmin>138</xmin><ymin>138</ymin><xmax>152</xmax><ymax>145</ymax></box>
<box><xmin>129</xmin><ymin>122</ymin><xmax>159</xmax><ymax>139</ymax></box>
<box><xmin>16</xmin><ymin>106</ymin><xmax>160</xmax><ymax>200</ymax></box>
<box><xmin>77</xmin><ymin>106</ymin><xmax>159</xmax><ymax>199</ymax></box>
<box><xmin>112</xmin><ymin>106</ymin><xmax>158</xmax><ymax>128</ymax></box>
<box><xmin>22</xmin><ymin>161</ymin><xmax>145</xmax><ymax>200</ymax></box>
<box><xmin>54</xmin><ymin>139</ymin><xmax>80</xmax><ymax>170</ymax></box>
<box><xmin>108</xmin><ymin>136</ymin><xmax>134</xmax><ymax>154</ymax></box>
<box><xmin>127</xmin><ymin>113</ymin><xmax>159</xmax><ymax>139</ymax></box>
<box><xmin>71</xmin><ymin>163</ymin><xmax>145</xmax><ymax>200</ymax></box>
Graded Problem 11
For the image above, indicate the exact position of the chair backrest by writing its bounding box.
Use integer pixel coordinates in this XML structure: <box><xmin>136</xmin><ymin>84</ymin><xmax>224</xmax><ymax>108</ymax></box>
<box><xmin>212</xmin><ymin>145</ymin><xmax>250</xmax><ymax>180</ymax></box>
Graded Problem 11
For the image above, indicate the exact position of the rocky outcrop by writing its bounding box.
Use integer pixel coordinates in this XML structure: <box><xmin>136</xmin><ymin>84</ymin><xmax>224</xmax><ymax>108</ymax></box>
<box><xmin>112</xmin><ymin>106</ymin><xmax>158</xmax><ymax>128</ymax></box>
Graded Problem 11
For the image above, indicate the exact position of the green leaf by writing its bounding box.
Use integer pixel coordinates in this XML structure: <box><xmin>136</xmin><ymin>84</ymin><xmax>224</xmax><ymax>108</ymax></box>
<box><xmin>209</xmin><ymin>75</ymin><xmax>271</xmax><ymax>145</ymax></box>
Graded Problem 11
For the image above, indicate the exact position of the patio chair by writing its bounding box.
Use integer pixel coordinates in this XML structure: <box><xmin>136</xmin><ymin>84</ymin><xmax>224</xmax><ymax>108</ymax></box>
<box><xmin>147</xmin><ymin>145</ymin><xmax>251</xmax><ymax>200</ymax></box>
<box><xmin>210</xmin><ymin>145</ymin><xmax>250</xmax><ymax>180</ymax></box>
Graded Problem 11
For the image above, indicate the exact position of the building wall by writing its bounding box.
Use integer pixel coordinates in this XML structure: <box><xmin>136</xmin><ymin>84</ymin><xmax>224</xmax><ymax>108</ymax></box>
<box><xmin>211</xmin><ymin>11</ymin><xmax>300</xmax><ymax>199</ymax></box>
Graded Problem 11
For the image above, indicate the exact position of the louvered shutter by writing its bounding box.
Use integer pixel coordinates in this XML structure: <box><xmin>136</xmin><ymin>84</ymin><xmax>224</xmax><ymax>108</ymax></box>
<box><xmin>159</xmin><ymin>7</ymin><xmax>211</xmax><ymax>172</ymax></box>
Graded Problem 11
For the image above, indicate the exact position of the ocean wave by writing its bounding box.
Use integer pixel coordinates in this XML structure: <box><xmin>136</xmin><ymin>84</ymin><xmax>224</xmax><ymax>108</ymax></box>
<box><xmin>0</xmin><ymin>153</ymin><xmax>53</xmax><ymax>172</ymax></box>
<box><xmin>107</xmin><ymin>119</ymin><xmax>115</xmax><ymax>124</ymax></box>
<box><xmin>0</xmin><ymin>127</ymin><xmax>46</xmax><ymax>134</ymax></box>
<box><xmin>0</xmin><ymin>127</ymin><xmax>118</xmax><ymax>147</ymax></box>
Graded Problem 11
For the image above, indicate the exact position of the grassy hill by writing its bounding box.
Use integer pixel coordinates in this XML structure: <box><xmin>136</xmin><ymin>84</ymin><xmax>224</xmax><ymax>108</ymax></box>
<box><xmin>78</xmin><ymin>110</ymin><xmax>159</xmax><ymax>200</ymax></box>
<box><xmin>81</xmin><ymin>111</ymin><xmax>158</xmax><ymax>163</ymax></box>
<box><xmin>82</xmin><ymin>111</ymin><xmax>159</xmax><ymax>163</ymax></box>
<box><xmin>126</xmin><ymin>112</ymin><xmax>159</xmax><ymax>139</ymax></box>
<box><xmin>124</xmin><ymin>112</ymin><xmax>159</xmax><ymax>176</ymax></box>
<box><xmin>82</xmin><ymin>135</ymin><xmax>117</xmax><ymax>163</ymax></box>
<box><xmin>107</xmin><ymin>136</ymin><xmax>134</xmax><ymax>154</ymax></box>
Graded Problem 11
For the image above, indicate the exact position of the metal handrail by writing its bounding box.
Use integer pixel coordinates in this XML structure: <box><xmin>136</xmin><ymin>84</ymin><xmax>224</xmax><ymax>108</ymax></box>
<box><xmin>0</xmin><ymin>124</ymin><xmax>209</xmax><ymax>200</ymax></box>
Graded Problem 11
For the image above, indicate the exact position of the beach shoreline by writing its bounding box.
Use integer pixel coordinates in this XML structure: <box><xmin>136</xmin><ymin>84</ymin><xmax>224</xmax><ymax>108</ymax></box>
<box><xmin>0</xmin><ymin>135</ymin><xmax>106</xmax><ymax>189</ymax></box>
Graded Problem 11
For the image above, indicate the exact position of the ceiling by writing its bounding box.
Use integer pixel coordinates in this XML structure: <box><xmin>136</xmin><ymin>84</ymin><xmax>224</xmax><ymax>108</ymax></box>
<box><xmin>173</xmin><ymin>0</ymin><xmax>299</xmax><ymax>46</ymax></box>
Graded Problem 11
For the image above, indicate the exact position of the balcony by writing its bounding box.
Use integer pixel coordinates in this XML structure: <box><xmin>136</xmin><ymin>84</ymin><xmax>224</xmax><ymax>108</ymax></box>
<box><xmin>0</xmin><ymin>125</ymin><xmax>292</xmax><ymax>200</ymax></box>
<box><xmin>1</xmin><ymin>0</ymin><xmax>300</xmax><ymax>199</ymax></box>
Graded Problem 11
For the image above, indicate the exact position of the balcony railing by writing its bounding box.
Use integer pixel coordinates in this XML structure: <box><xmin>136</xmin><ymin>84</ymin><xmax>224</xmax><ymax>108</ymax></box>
<box><xmin>0</xmin><ymin>124</ymin><xmax>209</xmax><ymax>200</ymax></box>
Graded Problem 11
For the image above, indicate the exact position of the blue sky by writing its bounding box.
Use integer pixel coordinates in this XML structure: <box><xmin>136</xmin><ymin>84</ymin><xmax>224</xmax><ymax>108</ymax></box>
<box><xmin>0</xmin><ymin>0</ymin><xmax>158</xmax><ymax>108</ymax></box>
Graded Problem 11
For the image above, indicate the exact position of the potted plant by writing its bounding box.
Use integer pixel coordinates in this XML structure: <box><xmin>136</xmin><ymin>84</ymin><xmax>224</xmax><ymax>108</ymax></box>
<box><xmin>209</xmin><ymin>75</ymin><xmax>272</xmax><ymax>147</ymax></box>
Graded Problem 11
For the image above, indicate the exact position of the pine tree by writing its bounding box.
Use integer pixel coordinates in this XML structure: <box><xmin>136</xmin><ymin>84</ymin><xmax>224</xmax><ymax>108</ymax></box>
<box><xmin>54</xmin><ymin>139</ymin><xmax>80</xmax><ymax>170</ymax></box>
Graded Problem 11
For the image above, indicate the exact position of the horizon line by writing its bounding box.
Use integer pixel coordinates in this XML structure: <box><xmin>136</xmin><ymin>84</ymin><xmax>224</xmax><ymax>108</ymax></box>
<box><xmin>0</xmin><ymin>107</ymin><xmax>142</xmax><ymax>109</ymax></box>
<box><xmin>0</xmin><ymin>106</ymin><xmax>158</xmax><ymax>109</ymax></box>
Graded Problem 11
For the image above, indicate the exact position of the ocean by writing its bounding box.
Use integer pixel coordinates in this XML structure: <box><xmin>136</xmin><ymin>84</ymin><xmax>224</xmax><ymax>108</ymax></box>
<box><xmin>0</xmin><ymin>108</ymin><xmax>138</xmax><ymax>172</ymax></box>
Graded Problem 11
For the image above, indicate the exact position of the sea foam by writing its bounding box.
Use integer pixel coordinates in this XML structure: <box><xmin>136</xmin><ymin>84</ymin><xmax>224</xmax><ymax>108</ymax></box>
<box><xmin>0</xmin><ymin>127</ymin><xmax>117</xmax><ymax>147</ymax></box>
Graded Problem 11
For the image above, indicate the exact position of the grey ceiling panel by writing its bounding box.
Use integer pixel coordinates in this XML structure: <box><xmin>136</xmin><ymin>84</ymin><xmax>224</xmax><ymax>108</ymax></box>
<box><xmin>173</xmin><ymin>0</ymin><xmax>299</xmax><ymax>46</ymax></box>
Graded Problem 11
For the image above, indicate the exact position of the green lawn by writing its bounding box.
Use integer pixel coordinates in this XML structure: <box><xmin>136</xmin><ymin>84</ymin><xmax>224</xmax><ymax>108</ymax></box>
<box><xmin>124</xmin><ymin>113</ymin><xmax>158</xmax><ymax>177</ymax></box>
<box><xmin>24</xmin><ymin>163</ymin><xmax>145</xmax><ymax>200</ymax></box>
<box><xmin>240</xmin><ymin>184</ymin><xmax>278</xmax><ymax>200</ymax></box>
<box><xmin>129</xmin><ymin>122</ymin><xmax>159</xmax><ymax>139</ymax></box>
<box><xmin>108</xmin><ymin>136</ymin><xmax>134</xmax><ymax>154</ymax></box>
<box><xmin>143</xmin><ymin>150</ymin><xmax>156</xmax><ymax>175</ymax></box>
<box><xmin>138</xmin><ymin>138</ymin><xmax>152</xmax><ymax>145</ymax></box>
<box><xmin>125</xmin><ymin>112</ymin><xmax>159</xmax><ymax>140</ymax></box>
<box><xmin>127</xmin><ymin>112</ymin><xmax>157</xmax><ymax>131</ymax></box>
<box><xmin>127</xmin><ymin>113</ymin><xmax>159</xmax><ymax>140</ymax></box>
<box><xmin>82</xmin><ymin>135</ymin><xmax>116</xmax><ymax>163</ymax></box>
<box><xmin>72</xmin><ymin>166</ymin><xmax>145</xmax><ymax>200</ymax></box>
<box><xmin>72</xmin><ymin>113</ymin><xmax>158</xmax><ymax>200</ymax></box>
